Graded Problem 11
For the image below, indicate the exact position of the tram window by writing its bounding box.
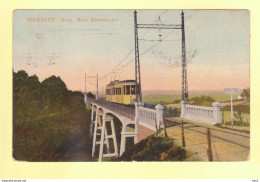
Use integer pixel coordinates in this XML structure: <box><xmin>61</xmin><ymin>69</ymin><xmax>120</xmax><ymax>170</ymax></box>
<box><xmin>131</xmin><ymin>85</ymin><xmax>135</xmax><ymax>94</ymax></box>
<box><xmin>112</xmin><ymin>88</ymin><xmax>115</xmax><ymax>95</ymax></box>
<box><xmin>106</xmin><ymin>89</ymin><xmax>111</xmax><ymax>95</ymax></box>
<box><xmin>125</xmin><ymin>85</ymin><xmax>130</xmax><ymax>95</ymax></box>
<box><xmin>116</xmin><ymin>88</ymin><xmax>121</xmax><ymax>95</ymax></box>
<box><xmin>131</xmin><ymin>85</ymin><xmax>139</xmax><ymax>94</ymax></box>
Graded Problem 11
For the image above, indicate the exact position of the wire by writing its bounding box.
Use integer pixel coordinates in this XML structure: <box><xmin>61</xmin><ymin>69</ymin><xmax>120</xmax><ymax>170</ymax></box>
<box><xmin>99</xmin><ymin>10</ymin><xmax>198</xmax><ymax>82</ymax></box>
<box><xmin>99</xmin><ymin>10</ymin><xmax>169</xmax><ymax>81</ymax></box>
<box><xmin>117</xmin><ymin>29</ymin><xmax>176</xmax><ymax>71</ymax></box>
<box><xmin>138</xmin><ymin>39</ymin><xmax>182</xmax><ymax>42</ymax></box>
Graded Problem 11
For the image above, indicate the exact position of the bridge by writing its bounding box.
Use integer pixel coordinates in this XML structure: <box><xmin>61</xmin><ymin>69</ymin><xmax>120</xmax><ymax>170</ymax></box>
<box><xmin>83</xmin><ymin>10</ymin><xmax>222</xmax><ymax>162</ymax></box>
<box><xmin>85</xmin><ymin>96</ymin><xmax>164</xmax><ymax>162</ymax></box>
<box><xmin>85</xmin><ymin>96</ymin><xmax>222</xmax><ymax>162</ymax></box>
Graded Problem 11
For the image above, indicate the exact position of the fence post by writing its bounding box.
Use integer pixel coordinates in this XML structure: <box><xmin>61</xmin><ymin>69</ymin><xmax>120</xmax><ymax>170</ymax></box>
<box><xmin>155</xmin><ymin>104</ymin><xmax>164</xmax><ymax>131</ymax></box>
<box><xmin>207</xmin><ymin>128</ymin><xmax>213</xmax><ymax>161</ymax></box>
<box><xmin>181</xmin><ymin>120</ymin><xmax>186</xmax><ymax>147</ymax></box>
<box><xmin>212</xmin><ymin>102</ymin><xmax>221</xmax><ymax>124</ymax></box>
<box><xmin>222</xmin><ymin>110</ymin><xmax>225</xmax><ymax>125</ymax></box>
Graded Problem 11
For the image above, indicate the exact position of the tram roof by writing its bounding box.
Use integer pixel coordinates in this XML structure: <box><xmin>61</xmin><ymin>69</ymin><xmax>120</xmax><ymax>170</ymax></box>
<box><xmin>106</xmin><ymin>80</ymin><xmax>135</xmax><ymax>86</ymax></box>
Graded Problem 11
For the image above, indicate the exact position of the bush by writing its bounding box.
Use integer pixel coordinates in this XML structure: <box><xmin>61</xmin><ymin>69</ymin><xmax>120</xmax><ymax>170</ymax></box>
<box><xmin>13</xmin><ymin>70</ymin><xmax>94</xmax><ymax>161</ymax></box>
<box><xmin>190</xmin><ymin>95</ymin><xmax>216</xmax><ymax>106</ymax></box>
<box><xmin>115</xmin><ymin>136</ymin><xmax>187</xmax><ymax>161</ymax></box>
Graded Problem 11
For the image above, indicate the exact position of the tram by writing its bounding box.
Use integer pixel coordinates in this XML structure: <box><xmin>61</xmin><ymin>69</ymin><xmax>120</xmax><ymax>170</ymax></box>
<box><xmin>105</xmin><ymin>80</ymin><xmax>139</xmax><ymax>105</ymax></box>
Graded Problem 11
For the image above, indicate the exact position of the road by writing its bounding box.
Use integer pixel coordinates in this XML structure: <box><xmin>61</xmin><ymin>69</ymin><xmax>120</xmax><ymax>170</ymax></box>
<box><xmin>164</xmin><ymin>118</ymin><xmax>250</xmax><ymax>161</ymax></box>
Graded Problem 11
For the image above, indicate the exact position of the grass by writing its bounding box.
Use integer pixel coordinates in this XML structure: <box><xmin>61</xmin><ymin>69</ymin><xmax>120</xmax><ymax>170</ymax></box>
<box><xmin>222</xmin><ymin>104</ymin><xmax>250</xmax><ymax>114</ymax></box>
<box><xmin>143</xmin><ymin>94</ymin><xmax>239</xmax><ymax>106</ymax></box>
<box><xmin>215</xmin><ymin>124</ymin><xmax>250</xmax><ymax>134</ymax></box>
<box><xmin>221</xmin><ymin>111</ymin><xmax>250</xmax><ymax>126</ymax></box>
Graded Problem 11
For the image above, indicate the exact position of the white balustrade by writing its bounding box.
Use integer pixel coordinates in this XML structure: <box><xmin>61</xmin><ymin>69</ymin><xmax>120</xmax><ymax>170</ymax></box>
<box><xmin>181</xmin><ymin>100</ymin><xmax>221</xmax><ymax>125</ymax></box>
<box><xmin>135</xmin><ymin>103</ymin><xmax>164</xmax><ymax>131</ymax></box>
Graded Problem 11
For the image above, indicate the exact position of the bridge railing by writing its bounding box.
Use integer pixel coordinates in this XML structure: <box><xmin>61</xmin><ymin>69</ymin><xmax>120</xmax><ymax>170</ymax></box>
<box><xmin>136</xmin><ymin>103</ymin><xmax>164</xmax><ymax>131</ymax></box>
<box><xmin>181</xmin><ymin>100</ymin><xmax>221</xmax><ymax>125</ymax></box>
<box><xmin>87</xmin><ymin>97</ymin><xmax>135</xmax><ymax>120</ymax></box>
<box><xmin>87</xmin><ymin>97</ymin><xmax>164</xmax><ymax>131</ymax></box>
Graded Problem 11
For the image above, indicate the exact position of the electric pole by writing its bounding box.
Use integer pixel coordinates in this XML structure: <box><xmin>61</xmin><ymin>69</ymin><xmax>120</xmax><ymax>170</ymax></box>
<box><xmin>134</xmin><ymin>10</ymin><xmax>142</xmax><ymax>103</ymax></box>
<box><xmin>85</xmin><ymin>74</ymin><xmax>99</xmax><ymax>100</ymax></box>
<box><xmin>181</xmin><ymin>10</ymin><xmax>188</xmax><ymax>101</ymax></box>
<box><xmin>134</xmin><ymin>10</ymin><xmax>188</xmax><ymax>102</ymax></box>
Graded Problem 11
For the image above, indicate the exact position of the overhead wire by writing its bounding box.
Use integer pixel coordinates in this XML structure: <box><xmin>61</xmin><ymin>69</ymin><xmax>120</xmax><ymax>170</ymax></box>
<box><xmin>87</xmin><ymin>10</ymin><xmax>199</xmax><ymax>92</ymax></box>
<box><xmin>98</xmin><ymin>10</ymin><xmax>199</xmax><ymax>85</ymax></box>
<box><xmin>117</xmin><ymin>10</ymin><xmax>200</xmax><ymax>73</ymax></box>
<box><xmin>98</xmin><ymin>10</ymin><xmax>169</xmax><ymax>82</ymax></box>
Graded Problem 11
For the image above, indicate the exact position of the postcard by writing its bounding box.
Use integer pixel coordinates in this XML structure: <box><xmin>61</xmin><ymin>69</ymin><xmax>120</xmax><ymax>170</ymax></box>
<box><xmin>12</xmin><ymin>9</ymin><xmax>250</xmax><ymax>163</ymax></box>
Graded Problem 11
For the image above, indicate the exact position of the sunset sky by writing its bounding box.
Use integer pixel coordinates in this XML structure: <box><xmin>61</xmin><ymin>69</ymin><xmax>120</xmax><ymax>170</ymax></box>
<box><xmin>13</xmin><ymin>10</ymin><xmax>250</xmax><ymax>93</ymax></box>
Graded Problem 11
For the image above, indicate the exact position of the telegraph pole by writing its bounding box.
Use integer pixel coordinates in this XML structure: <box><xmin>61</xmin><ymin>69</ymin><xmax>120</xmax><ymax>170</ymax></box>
<box><xmin>181</xmin><ymin>10</ymin><xmax>188</xmax><ymax>101</ymax></box>
<box><xmin>85</xmin><ymin>74</ymin><xmax>99</xmax><ymax>100</ymax></box>
<box><xmin>134</xmin><ymin>10</ymin><xmax>188</xmax><ymax>102</ymax></box>
<box><xmin>134</xmin><ymin>10</ymin><xmax>142</xmax><ymax>103</ymax></box>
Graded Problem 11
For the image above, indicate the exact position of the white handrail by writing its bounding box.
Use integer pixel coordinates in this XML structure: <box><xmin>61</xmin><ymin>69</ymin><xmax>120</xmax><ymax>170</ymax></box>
<box><xmin>181</xmin><ymin>100</ymin><xmax>221</xmax><ymax>125</ymax></box>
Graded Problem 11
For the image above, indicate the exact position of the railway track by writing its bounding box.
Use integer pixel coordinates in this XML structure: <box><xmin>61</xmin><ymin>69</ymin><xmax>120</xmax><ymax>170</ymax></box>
<box><xmin>164</xmin><ymin>118</ymin><xmax>250</xmax><ymax>149</ymax></box>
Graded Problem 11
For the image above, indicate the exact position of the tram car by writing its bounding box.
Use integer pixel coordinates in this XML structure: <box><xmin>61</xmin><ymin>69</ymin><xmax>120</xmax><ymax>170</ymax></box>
<box><xmin>105</xmin><ymin>80</ymin><xmax>139</xmax><ymax>105</ymax></box>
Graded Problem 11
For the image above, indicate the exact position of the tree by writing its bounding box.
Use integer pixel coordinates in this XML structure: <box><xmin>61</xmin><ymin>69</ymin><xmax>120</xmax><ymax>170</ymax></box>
<box><xmin>241</xmin><ymin>88</ymin><xmax>250</xmax><ymax>100</ymax></box>
<box><xmin>41</xmin><ymin>76</ymin><xmax>68</xmax><ymax>112</ymax></box>
<box><xmin>87</xmin><ymin>92</ymin><xmax>95</xmax><ymax>98</ymax></box>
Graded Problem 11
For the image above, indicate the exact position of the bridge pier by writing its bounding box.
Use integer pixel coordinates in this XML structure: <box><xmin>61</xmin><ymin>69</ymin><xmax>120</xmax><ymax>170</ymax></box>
<box><xmin>89</xmin><ymin>105</ymin><xmax>96</xmax><ymax>136</ymax></box>
<box><xmin>120</xmin><ymin>123</ymin><xmax>126</xmax><ymax>156</ymax></box>
<box><xmin>88</xmin><ymin>98</ymin><xmax>164</xmax><ymax>161</ymax></box>
<box><xmin>91</xmin><ymin>107</ymin><xmax>99</xmax><ymax>157</ymax></box>
<box><xmin>120</xmin><ymin>122</ymin><xmax>136</xmax><ymax>156</ymax></box>
<box><xmin>91</xmin><ymin>107</ymin><xmax>119</xmax><ymax>161</ymax></box>
<box><xmin>98</xmin><ymin>112</ymin><xmax>106</xmax><ymax>161</ymax></box>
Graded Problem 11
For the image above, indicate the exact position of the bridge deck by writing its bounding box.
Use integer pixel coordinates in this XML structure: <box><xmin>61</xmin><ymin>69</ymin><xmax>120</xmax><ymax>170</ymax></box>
<box><xmin>88</xmin><ymin>98</ymin><xmax>135</xmax><ymax>121</ymax></box>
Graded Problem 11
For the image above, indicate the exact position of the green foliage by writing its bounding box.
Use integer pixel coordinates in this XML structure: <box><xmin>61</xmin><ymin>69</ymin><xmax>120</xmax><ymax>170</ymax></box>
<box><xmin>143</xmin><ymin>94</ymin><xmax>234</xmax><ymax>106</ymax></box>
<box><xmin>143</xmin><ymin>94</ymin><xmax>181</xmax><ymax>105</ymax></box>
<box><xmin>190</xmin><ymin>95</ymin><xmax>216</xmax><ymax>106</ymax></box>
<box><xmin>222</xmin><ymin>104</ymin><xmax>250</xmax><ymax>114</ymax></box>
<box><xmin>164</xmin><ymin>107</ymin><xmax>180</xmax><ymax>117</ymax></box>
<box><xmin>233</xmin><ymin>111</ymin><xmax>244</xmax><ymax>123</ymax></box>
<box><xmin>41</xmin><ymin>76</ymin><xmax>68</xmax><ymax>111</ymax></box>
<box><xmin>13</xmin><ymin>70</ymin><xmax>93</xmax><ymax>161</ymax></box>
<box><xmin>241</xmin><ymin>88</ymin><xmax>250</xmax><ymax>100</ymax></box>
<box><xmin>87</xmin><ymin>92</ymin><xmax>95</xmax><ymax>98</ymax></box>
<box><xmin>221</xmin><ymin>111</ymin><xmax>250</xmax><ymax>126</ymax></box>
<box><xmin>116</xmin><ymin>136</ymin><xmax>187</xmax><ymax>161</ymax></box>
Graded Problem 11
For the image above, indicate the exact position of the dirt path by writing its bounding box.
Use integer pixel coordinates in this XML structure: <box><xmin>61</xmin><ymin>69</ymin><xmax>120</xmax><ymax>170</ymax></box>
<box><xmin>165</xmin><ymin>118</ymin><xmax>250</xmax><ymax>161</ymax></box>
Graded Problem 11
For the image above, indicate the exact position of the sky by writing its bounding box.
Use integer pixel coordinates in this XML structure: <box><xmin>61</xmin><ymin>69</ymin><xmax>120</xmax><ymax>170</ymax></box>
<box><xmin>13</xmin><ymin>10</ymin><xmax>250</xmax><ymax>93</ymax></box>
